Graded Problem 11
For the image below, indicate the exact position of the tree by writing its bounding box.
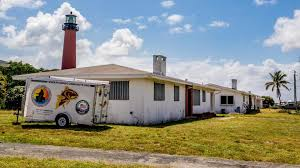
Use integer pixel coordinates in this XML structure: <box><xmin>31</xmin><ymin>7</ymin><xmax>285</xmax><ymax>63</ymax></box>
<box><xmin>265</xmin><ymin>71</ymin><xmax>290</xmax><ymax>103</ymax></box>
<box><xmin>0</xmin><ymin>61</ymin><xmax>45</xmax><ymax>109</ymax></box>
<box><xmin>0</xmin><ymin>61</ymin><xmax>41</xmax><ymax>89</ymax></box>
<box><xmin>262</xmin><ymin>96</ymin><xmax>275</xmax><ymax>107</ymax></box>
<box><xmin>5</xmin><ymin>86</ymin><xmax>25</xmax><ymax>110</ymax></box>
<box><xmin>0</xmin><ymin>73</ymin><xmax>7</xmax><ymax>108</ymax></box>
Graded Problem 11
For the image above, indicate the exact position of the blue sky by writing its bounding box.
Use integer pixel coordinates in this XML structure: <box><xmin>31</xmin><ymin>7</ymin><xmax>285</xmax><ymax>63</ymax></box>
<box><xmin>1</xmin><ymin>0</ymin><xmax>300</xmax><ymax>64</ymax></box>
<box><xmin>0</xmin><ymin>0</ymin><xmax>299</xmax><ymax>101</ymax></box>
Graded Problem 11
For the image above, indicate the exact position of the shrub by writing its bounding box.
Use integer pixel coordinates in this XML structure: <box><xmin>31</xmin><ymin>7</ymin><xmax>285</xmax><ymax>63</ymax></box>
<box><xmin>5</xmin><ymin>86</ymin><xmax>24</xmax><ymax>110</ymax></box>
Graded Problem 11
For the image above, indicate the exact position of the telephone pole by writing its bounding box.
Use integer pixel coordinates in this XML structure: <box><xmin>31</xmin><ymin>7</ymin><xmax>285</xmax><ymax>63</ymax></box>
<box><xmin>294</xmin><ymin>70</ymin><xmax>297</xmax><ymax>110</ymax></box>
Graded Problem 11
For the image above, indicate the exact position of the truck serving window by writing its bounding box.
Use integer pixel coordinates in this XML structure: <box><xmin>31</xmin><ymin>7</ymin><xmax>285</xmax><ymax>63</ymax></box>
<box><xmin>109</xmin><ymin>81</ymin><xmax>129</xmax><ymax>100</ymax></box>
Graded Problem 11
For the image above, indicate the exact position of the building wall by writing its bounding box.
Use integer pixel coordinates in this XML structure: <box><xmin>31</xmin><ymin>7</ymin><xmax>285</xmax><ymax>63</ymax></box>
<box><xmin>106</xmin><ymin>78</ymin><xmax>186</xmax><ymax>125</ymax></box>
<box><xmin>192</xmin><ymin>89</ymin><xmax>213</xmax><ymax>114</ymax></box>
<box><xmin>214</xmin><ymin>90</ymin><xmax>246</xmax><ymax>113</ymax></box>
<box><xmin>106</xmin><ymin>79</ymin><xmax>146</xmax><ymax>125</ymax></box>
<box><xmin>143</xmin><ymin>79</ymin><xmax>185</xmax><ymax>125</ymax></box>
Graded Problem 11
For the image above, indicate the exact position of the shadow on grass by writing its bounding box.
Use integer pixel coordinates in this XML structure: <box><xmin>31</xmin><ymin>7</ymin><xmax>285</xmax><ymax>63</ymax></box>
<box><xmin>147</xmin><ymin>117</ymin><xmax>218</xmax><ymax>128</ymax></box>
<box><xmin>244</xmin><ymin>110</ymin><xmax>261</xmax><ymax>115</ymax></box>
<box><xmin>21</xmin><ymin>124</ymin><xmax>112</xmax><ymax>132</ymax></box>
<box><xmin>147</xmin><ymin>119</ymin><xmax>199</xmax><ymax>128</ymax></box>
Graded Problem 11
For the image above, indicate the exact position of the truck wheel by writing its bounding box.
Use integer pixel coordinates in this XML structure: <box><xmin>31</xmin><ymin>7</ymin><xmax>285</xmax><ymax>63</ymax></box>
<box><xmin>55</xmin><ymin>114</ymin><xmax>69</xmax><ymax>128</ymax></box>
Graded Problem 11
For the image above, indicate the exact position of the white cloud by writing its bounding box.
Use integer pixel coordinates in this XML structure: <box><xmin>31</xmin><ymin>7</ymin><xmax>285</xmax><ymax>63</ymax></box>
<box><xmin>148</xmin><ymin>16</ymin><xmax>161</xmax><ymax>23</ymax></box>
<box><xmin>169</xmin><ymin>24</ymin><xmax>192</xmax><ymax>34</ymax></box>
<box><xmin>112</xmin><ymin>18</ymin><xmax>131</xmax><ymax>24</ymax></box>
<box><xmin>166</xmin><ymin>14</ymin><xmax>184</xmax><ymax>25</ymax></box>
<box><xmin>94</xmin><ymin>28</ymin><xmax>143</xmax><ymax>57</ymax></box>
<box><xmin>0</xmin><ymin>2</ymin><xmax>91</xmax><ymax>68</ymax></box>
<box><xmin>254</xmin><ymin>0</ymin><xmax>277</xmax><ymax>6</ymax></box>
<box><xmin>0</xmin><ymin>0</ymin><xmax>45</xmax><ymax>19</ymax></box>
<box><xmin>137</xmin><ymin>25</ymin><xmax>147</xmax><ymax>30</ymax></box>
<box><xmin>161</xmin><ymin>0</ymin><xmax>175</xmax><ymax>8</ymax></box>
<box><xmin>161</xmin><ymin>12</ymin><xmax>168</xmax><ymax>18</ymax></box>
<box><xmin>264</xmin><ymin>10</ymin><xmax>300</xmax><ymax>52</ymax></box>
<box><xmin>209</xmin><ymin>20</ymin><xmax>230</xmax><ymax>28</ymax></box>
<box><xmin>0</xmin><ymin>2</ymin><xmax>91</xmax><ymax>49</ymax></box>
<box><xmin>134</xmin><ymin>16</ymin><xmax>144</xmax><ymax>20</ymax></box>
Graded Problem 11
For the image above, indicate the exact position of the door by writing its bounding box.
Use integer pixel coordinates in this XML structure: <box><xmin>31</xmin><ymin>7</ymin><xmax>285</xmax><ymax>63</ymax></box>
<box><xmin>185</xmin><ymin>85</ymin><xmax>193</xmax><ymax>117</ymax></box>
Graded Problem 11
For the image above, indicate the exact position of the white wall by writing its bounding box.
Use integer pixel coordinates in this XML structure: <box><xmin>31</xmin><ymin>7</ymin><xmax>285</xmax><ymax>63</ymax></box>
<box><xmin>143</xmin><ymin>79</ymin><xmax>185</xmax><ymax>125</ymax></box>
<box><xmin>214</xmin><ymin>90</ymin><xmax>246</xmax><ymax>113</ymax></box>
<box><xmin>106</xmin><ymin>78</ymin><xmax>186</xmax><ymax>125</ymax></box>
<box><xmin>193</xmin><ymin>89</ymin><xmax>213</xmax><ymax>114</ymax></box>
<box><xmin>106</xmin><ymin>79</ymin><xmax>145</xmax><ymax>125</ymax></box>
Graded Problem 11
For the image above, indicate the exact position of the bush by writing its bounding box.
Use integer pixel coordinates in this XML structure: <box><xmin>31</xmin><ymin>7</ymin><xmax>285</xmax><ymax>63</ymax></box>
<box><xmin>5</xmin><ymin>86</ymin><xmax>24</xmax><ymax>110</ymax></box>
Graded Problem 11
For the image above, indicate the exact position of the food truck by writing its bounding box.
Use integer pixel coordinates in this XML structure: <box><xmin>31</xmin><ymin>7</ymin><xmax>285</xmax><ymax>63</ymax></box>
<box><xmin>23</xmin><ymin>77</ymin><xmax>109</xmax><ymax>127</ymax></box>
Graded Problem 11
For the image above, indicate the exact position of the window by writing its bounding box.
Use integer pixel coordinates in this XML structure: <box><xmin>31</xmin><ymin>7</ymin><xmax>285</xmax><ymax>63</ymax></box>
<box><xmin>243</xmin><ymin>95</ymin><xmax>245</xmax><ymax>102</ymax></box>
<box><xmin>221</xmin><ymin>96</ymin><xmax>227</xmax><ymax>105</ymax></box>
<box><xmin>109</xmin><ymin>81</ymin><xmax>129</xmax><ymax>100</ymax></box>
<box><xmin>174</xmin><ymin>86</ymin><xmax>180</xmax><ymax>101</ymax></box>
<box><xmin>193</xmin><ymin>89</ymin><xmax>200</xmax><ymax>105</ymax></box>
<box><xmin>202</xmin><ymin>90</ymin><xmax>206</xmax><ymax>102</ymax></box>
<box><xmin>220</xmin><ymin>95</ymin><xmax>234</xmax><ymax>105</ymax></box>
<box><xmin>154</xmin><ymin>83</ymin><xmax>165</xmax><ymax>101</ymax></box>
<box><xmin>228</xmin><ymin>96</ymin><xmax>234</xmax><ymax>104</ymax></box>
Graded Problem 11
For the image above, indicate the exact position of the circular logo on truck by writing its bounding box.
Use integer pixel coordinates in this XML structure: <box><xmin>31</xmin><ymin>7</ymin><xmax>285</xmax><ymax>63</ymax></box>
<box><xmin>32</xmin><ymin>85</ymin><xmax>51</xmax><ymax>107</ymax></box>
<box><xmin>75</xmin><ymin>100</ymin><xmax>89</xmax><ymax>115</ymax></box>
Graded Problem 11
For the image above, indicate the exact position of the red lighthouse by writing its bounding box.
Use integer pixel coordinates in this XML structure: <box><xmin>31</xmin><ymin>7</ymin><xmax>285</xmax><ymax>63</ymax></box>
<box><xmin>61</xmin><ymin>12</ymin><xmax>79</xmax><ymax>70</ymax></box>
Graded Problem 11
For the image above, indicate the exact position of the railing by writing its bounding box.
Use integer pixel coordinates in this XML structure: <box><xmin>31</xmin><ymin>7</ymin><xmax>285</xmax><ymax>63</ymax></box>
<box><xmin>62</xmin><ymin>23</ymin><xmax>79</xmax><ymax>31</ymax></box>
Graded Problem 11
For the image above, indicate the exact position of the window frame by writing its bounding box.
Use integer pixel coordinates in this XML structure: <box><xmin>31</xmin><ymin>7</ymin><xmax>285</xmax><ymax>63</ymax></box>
<box><xmin>220</xmin><ymin>95</ymin><xmax>235</xmax><ymax>105</ymax></box>
<box><xmin>154</xmin><ymin>82</ymin><xmax>165</xmax><ymax>101</ymax></box>
<box><xmin>193</xmin><ymin>89</ymin><xmax>201</xmax><ymax>106</ymax></box>
<box><xmin>174</xmin><ymin>85</ymin><xmax>180</xmax><ymax>101</ymax></box>
<box><xmin>202</xmin><ymin>90</ymin><xmax>206</xmax><ymax>102</ymax></box>
<box><xmin>109</xmin><ymin>81</ymin><xmax>129</xmax><ymax>100</ymax></box>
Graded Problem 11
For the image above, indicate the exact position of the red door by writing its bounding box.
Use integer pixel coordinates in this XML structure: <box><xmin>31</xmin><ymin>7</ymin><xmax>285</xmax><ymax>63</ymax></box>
<box><xmin>185</xmin><ymin>86</ymin><xmax>193</xmax><ymax>117</ymax></box>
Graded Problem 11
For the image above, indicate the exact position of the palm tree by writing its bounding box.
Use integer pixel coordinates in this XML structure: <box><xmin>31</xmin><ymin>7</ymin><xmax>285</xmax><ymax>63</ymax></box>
<box><xmin>265</xmin><ymin>70</ymin><xmax>290</xmax><ymax>104</ymax></box>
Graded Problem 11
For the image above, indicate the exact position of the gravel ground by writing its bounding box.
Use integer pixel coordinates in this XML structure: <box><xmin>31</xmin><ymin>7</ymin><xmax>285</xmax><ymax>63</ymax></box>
<box><xmin>0</xmin><ymin>143</ymin><xmax>299</xmax><ymax>168</ymax></box>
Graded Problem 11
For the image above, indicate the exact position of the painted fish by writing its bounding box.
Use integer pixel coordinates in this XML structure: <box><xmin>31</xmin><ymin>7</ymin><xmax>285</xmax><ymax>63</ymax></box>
<box><xmin>56</xmin><ymin>86</ymin><xmax>78</xmax><ymax>109</ymax></box>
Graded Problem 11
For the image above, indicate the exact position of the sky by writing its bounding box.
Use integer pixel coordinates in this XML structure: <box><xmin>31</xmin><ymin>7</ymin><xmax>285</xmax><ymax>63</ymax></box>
<box><xmin>0</xmin><ymin>0</ymin><xmax>299</xmax><ymax>102</ymax></box>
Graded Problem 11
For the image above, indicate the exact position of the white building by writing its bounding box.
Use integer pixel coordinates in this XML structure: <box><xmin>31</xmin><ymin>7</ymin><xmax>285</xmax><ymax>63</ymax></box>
<box><xmin>14</xmin><ymin>55</ymin><xmax>218</xmax><ymax>125</ymax></box>
<box><xmin>207</xmin><ymin>80</ymin><xmax>263</xmax><ymax>114</ymax></box>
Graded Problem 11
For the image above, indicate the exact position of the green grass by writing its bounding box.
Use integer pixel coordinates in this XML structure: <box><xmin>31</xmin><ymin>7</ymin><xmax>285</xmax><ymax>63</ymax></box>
<box><xmin>0</xmin><ymin>109</ymin><xmax>299</xmax><ymax>164</ymax></box>
<box><xmin>0</xmin><ymin>157</ymin><xmax>151</xmax><ymax>168</ymax></box>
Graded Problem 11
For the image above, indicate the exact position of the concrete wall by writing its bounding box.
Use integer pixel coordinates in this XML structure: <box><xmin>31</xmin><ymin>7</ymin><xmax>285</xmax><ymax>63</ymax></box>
<box><xmin>106</xmin><ymin>79</ymin><xmax>146</xmax><ymax>125</ymax></box>
<box><xmin>143</xmin><ymin>79</ymin><xmax>185</xmax><ymax>125</ymax></box>
<box><xmin>192</xmin><ymin>89</ymin><xmax>213</xmax><ymax>114</ymax></box>
<box><xmin>106</xmin><ymin>78</ymin><xmax>185</xmax><ymax>125</ymax></box>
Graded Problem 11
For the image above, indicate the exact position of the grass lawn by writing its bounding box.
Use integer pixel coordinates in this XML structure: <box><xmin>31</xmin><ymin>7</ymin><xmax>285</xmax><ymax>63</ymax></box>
<box><xmin>0</xmin><ymin>157</ymin><xmax>151</xmax><ymax>168</ymax></box>
<box><xmin>0</xmin><ymin>109</ymin><xmax>299</xmax><ymax>164</ymax></box>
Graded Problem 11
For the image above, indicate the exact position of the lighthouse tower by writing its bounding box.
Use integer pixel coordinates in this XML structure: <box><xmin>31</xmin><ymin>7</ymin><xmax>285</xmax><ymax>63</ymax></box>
<box><xmin>61</xmin><ymin>12</ymin><xmax>79</xmax><ymax>70</ymax></box>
